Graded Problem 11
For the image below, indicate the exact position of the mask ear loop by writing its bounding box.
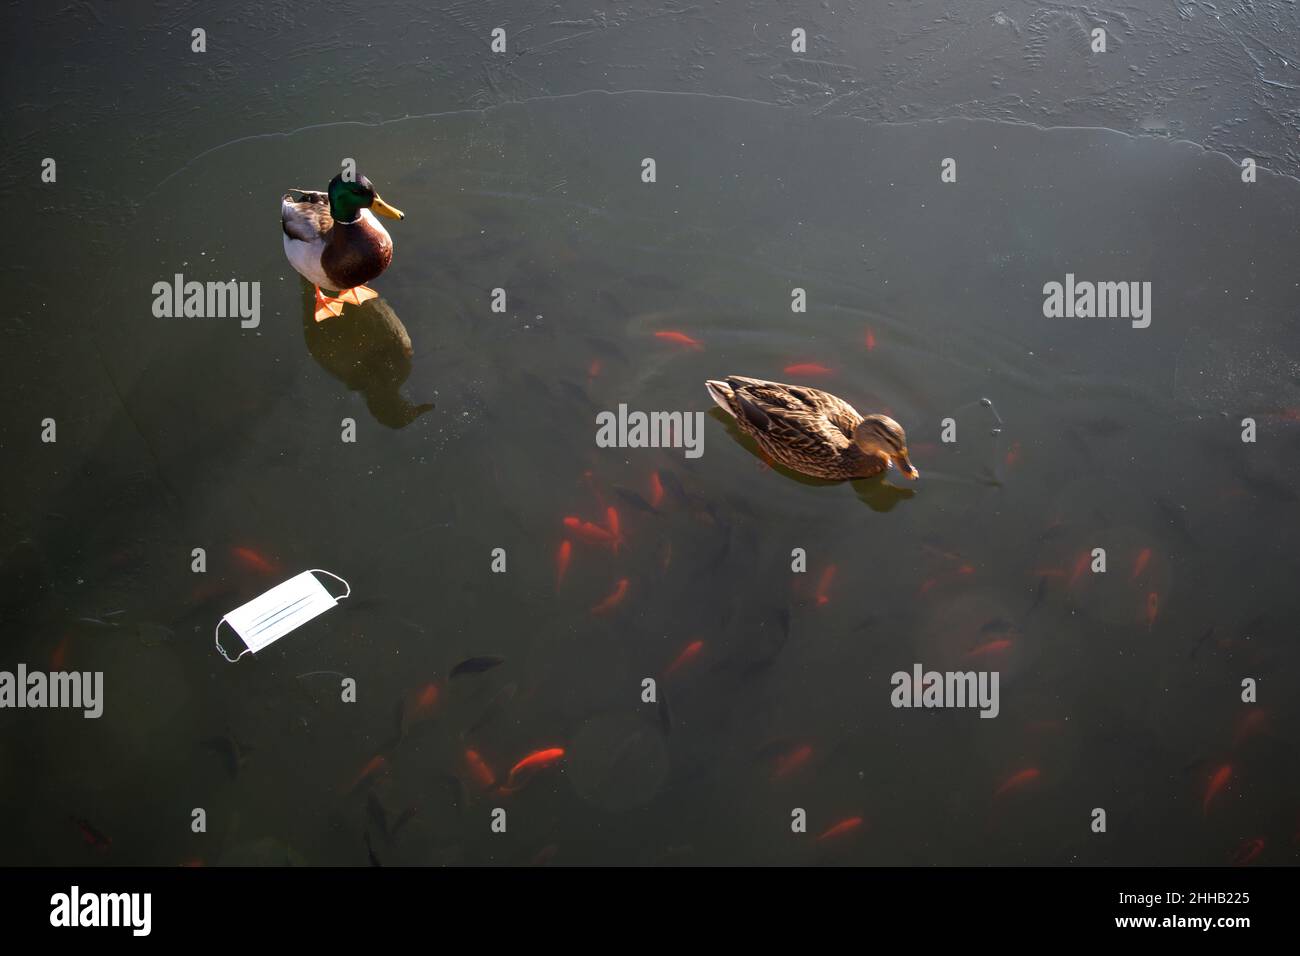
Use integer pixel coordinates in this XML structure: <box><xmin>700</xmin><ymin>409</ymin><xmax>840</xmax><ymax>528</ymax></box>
<box><xmin>215</xmin><ymin>618</ymin><xmax>252</xmax><ymax>664</ymax></box>
<box><xmin>309</xmin><ymin>569</ymin><xmax>352</xmax><ymax>602</ymax></box>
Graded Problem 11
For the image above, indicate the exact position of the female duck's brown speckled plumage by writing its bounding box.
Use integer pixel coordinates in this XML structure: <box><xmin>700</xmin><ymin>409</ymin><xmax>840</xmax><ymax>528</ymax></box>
<box><xmin>706</xmin><ymin>375</ymin><xmax>919</xmax><ymax>482</ymax></box>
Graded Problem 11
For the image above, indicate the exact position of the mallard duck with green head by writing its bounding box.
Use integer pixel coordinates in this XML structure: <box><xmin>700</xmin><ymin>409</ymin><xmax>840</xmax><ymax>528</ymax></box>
<box><xmin>281</xmin><ymin>173</ymin><xmax>405</xmax><ymax>322</ymax></box>
<box><xmin>706</xmin><ymin>375</ymin><xmax>919</xmax><ymax>482</ymax></box>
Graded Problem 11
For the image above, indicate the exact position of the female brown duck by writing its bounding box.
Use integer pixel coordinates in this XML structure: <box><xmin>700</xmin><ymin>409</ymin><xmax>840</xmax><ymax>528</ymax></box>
<box><xmin>706</xmin><ymin>376</ymin><xmax>919</xmax><ymax>481</ymax></box>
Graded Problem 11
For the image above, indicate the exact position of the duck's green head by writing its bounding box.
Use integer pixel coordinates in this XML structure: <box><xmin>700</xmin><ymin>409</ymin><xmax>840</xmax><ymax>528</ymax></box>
<box><xmin>327</xmin><ymin>173</ymin><xmax>405</xmax><ymax>224</ymax></box>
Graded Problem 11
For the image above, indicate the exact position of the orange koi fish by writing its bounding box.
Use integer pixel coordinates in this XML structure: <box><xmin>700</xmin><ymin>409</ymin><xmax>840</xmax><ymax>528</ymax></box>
<box><xmin>994</xmin><ymin>767</ymin><xmax>1041</xmax><ymax>798</ymax></box>
<box><xmin>1230</xmin><ymin>837</ymin><xmax>1264</xmax><ymax>866</ymax></box>
<box><xmin>1004</xmin><ymin>442</ymin><xmax>1021</xmax><ymax>468</ymax></box>
<box><xmin>591</xmin><ymin>578</ymin><xmax>629</xmax><ymax>615</ymax></box>
<box><xmin>649</xmin><ymin>471</ymin><xmax>665</xmax><ymax>508</ymax></box>
<box><xmin>563</xmin><ymin>516</ymin><xmax>616</xmax><ymax>545</ymax></box>
<box><xmin>345</xmin><ymin>755</ymin><xmax>386</xmax><ymax>794</ymax></box>
<box><xmin>1233</xmin><ymin>709</ymin><xmax>1269</xmax><ymax>747</ymax></box>
<box><xmin>1203</xmin><ymin>764</ymin><xmax>1232</xmax><ymax>816</ymax></box>
<box><xmin>1145</xmin><ymin>591</ymin><xmax>1159</xmax><ymax>629</ymax></box>
<box><xmin>51</xmin><ymin>635</ymin><xmax>69</xmax><ymax>671</ymax></box>
<box><xmin>464</xmin><ymin>748</ymin><xmax>497</xmax><ymax>790</ymax></box>
<box><xmin>1068</xmin><ymin>551</ymin><xmax>1090</xmax><ymax>587</ymax></box>
<box><xmin>73</xmin><ymin>817</ymin><xmax>111</xmax><ymax>852</ymax></box>
<box><xmin>407</xmin><ymin>683</ymin><xmax>439</xmax><ymax>720</ymax></box>
<box><xmin>771</xmin><ymin>744</ymin><xmax>813</xmax><ymax>781</ymax></box>
<box><xmin>815</xmin><ymin>564</ymin><xmax>837</xmax><ymax>606</ymax></box>
<box><xmin>556</xmin><ymin>540</ymin><xmax>572</xmax><ymax>588</ymax></box>
<box><xmin>654</xmin><ymin>330</ymin><xmax>703</xmax><ymax>349</ymax></box>
<box><xmin>505</xmin><ymin>747</ymin><xmax>566</xmax><ymax>790</ymax></box>
<box><xmin>783</xmin><ymin>363</ymin><xmax>833</xmax><ymax>377</ymax></box>
<box><xmin>957</xmin><ymin>564</ymin><xmax>976</xmax><ymax>576</ymax></box>
<box><xmin>232</xmin><ymin>546</ymin><xmax>277</xmax><ymax>575</ymax></box>
<box><xmin>587</xmin><ymin>358</ymin><xmax>603</xmax><ymax>379</ymax></box>
<box><xmin>966</xmin><ymin>639</ymin><xmax>1013</xmax><ymax>658</ymax></box>
<box><xmin>919</xmin><ymin>578</ymin><xmax>938</xmax><ymax>596</ymax></box>
<box><xmin>865</xmin><ymin>328</ymin><xmax>876</xmax><ymax>351</ymax></box>
<box><xmin>605</xmin><ymin>506</ymin><xmax>622</xmax><ymax>554</ymax></box>
<box><xmin>1130</xmin><ymin>547</ymin><xmax>1152</xmax><ymax>581</ymax></box>
<box><xmin>665</xmin><ymin>639</ymin><xmax>704</xmax><ymax>678</ymax></box>
<box><xmin>817</xmin><ymin>816</ymin><xmax>864</xmax><ymax>842</ymax></box>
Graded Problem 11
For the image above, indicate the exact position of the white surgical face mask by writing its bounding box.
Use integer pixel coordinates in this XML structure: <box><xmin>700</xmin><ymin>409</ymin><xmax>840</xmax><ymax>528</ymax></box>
<box><xmin>216</xmin><ymin>569</ymin><xmax>350</xmax><ymax>662</ymax></box>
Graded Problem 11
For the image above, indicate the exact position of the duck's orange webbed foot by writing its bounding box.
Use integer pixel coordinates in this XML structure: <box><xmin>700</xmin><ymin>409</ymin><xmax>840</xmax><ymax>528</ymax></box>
<box><xmin>313</xmin><ymin>286</ymin><xmax>345</xmax><ymax>323</ymax></box>
<box><xmin>337</xmin><ymin>285</ymin><xmax>380</xmax><ymax>307</ymax></box>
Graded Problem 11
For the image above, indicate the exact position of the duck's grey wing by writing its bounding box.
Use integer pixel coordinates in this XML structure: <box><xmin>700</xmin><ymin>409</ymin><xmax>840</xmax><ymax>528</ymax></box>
<box><xmin>281</xmin><ymin>190</ymin><xmax>332</xmax><ymax>242</ymax></box>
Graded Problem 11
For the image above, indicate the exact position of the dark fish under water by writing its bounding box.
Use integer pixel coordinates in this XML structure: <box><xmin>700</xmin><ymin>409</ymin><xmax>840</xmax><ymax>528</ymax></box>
<box><xmin>72</xmin><ymin>816</ymin><xmax>111</xmax><ymax>852</ymax></box>
<box><xmin>1237</xmin><ymin>470</ymin><xmax>1297</xmax><ymax>503</ymax></box>
<box><xmin>391</xmin><ymin>805</ymin><xmax>418</xmax><ymax>838</ymax></box>
<box><xmin>462</xmin><ymin>681</ymin><xmax>518</xmax><ymax>740</ymax></box>
<box><xmin>364</xmin><ymin>831</ymin><xmax>382</xmax><ymax>867</ymax></box>
<box><xmin>201</xmin><ymin>729</ymin><xmax>252</xmax><ymax>779</ymax></box>
<box><xmin>657</xmin><ymin>469</ymin><xmax>690</xmax><ymax>506</ymax></box>
<box><xmin>1189</xmin><ymin>625</ymin><xmax>1215</xmax><ymax>660</ymax></box>
<box><xmin>657</xmin><ymin>688</ymin><xmax>673</xmax><ymax>735</ymax></box>
<box><xmin>614</xmin><ymin>486</ymin><xmax>659</xmax><ymax>514</ymax></box>
<box><xmin>366</xmin><ymin>791</ymin><xmax>389</xmax><ymax>840</ymax></box>
<box><xmin>450</xmin><ymin>655</ymin><xmax>506</xmax><ymax>679</ymax></box>
<box><xmin>1026</xmin><ymin>575</ymin><xmax>1048</xmax><ymax>617</ymax></box>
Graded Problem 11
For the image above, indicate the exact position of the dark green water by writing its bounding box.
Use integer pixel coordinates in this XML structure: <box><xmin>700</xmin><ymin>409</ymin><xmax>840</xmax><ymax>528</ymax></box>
<box><xmin>1</xmin><ymin>2</ymin><xmax>1298</xmax><ymax>866</ymax></box>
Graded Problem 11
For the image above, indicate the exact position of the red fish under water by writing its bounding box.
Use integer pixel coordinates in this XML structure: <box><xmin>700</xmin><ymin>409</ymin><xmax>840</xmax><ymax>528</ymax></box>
<box><xmin>817</xmin><ymin>816</ymin><xmax>864</xmax><ymax>842</ymax></box>
<box><xmin>1203</xmin><ymin>764</ymin><xmax>1232</xmax><ymax>816</ymax></box>
<box><xmin>783</xmin><ymin>363</ymin><xmax>833</xmax><ymax>377</ymax></box>
<box><xmin>654</xmin><ymin>330</ymin><xmax>703</xmax><ymax>349</ymax></box>
<box><xmin>1233</xmin><ymin>709</ymin><xmax>1269</xmax><ymax>747</ymax></box>
<box><xmin>345</xmin><ymin>755</ymin><xmax>386</xmax><ymax>794</ymax></box>
<box><xmin>605</xmin><ymin>506</ymin><xmax>622</xmax><ymax>554</ymax></box>
<box><xmin>1230</xmin><ymin>837</ymin><xmax>1264</xmax><ymax>866</ymax></box>
<box><xmin>407</xmin><ymin>683</ymin><xmax>439</xmax><ymax>721</ymax></box>
<box><xmin>556</xmin><ymin>540</ymin><xmax>572</xmax><ymax>588</ymax></box>
<box><xmin>1130</xmin><ymin>547</ymin><xmax>1152</xmax><ymax>581</ymax></box>
<box><xmin>649</xmin><ymin>471</ymin><xmax>665</xmax><ymax>508</ymax></box>
<box><xmin>1145</xmin><ymin>591</ymin><xmax>1160</xmax><ymax>629</ymax></box>
<box><xmin>771</xmin><ymin>744</ymin><xmax>814</xmax><ymax>781</ymax></box>
<box><xmin>995</xmin><ymin>767</ymin><xmax>1040</xmax><ymax>798</ymax></box>
<box><xmin>967</xmin><ymin>639</ymin><xmax>1013</xmax><ymax>658</ymax></box>
<box><xmin>504</xmin><ymin>747</ymin><xmax>566</xmax><ymax>791</ymax></box>
<box><xmin>591</xmin><ymin>578</ymin><xmax>629</xmax><ymax>615</ymax></box>
<box><xmin>865</xmin><ymin>328</ymin><xmax>876</xmax><ymax>351</ymax></box>
<box><xmin>232</xmin><ymin>546</ymin><xmax>278</xmax><ymax>575</ymax></box>
<box><xmin>464</xmin><ymin>748</ymin><xmax>497</xmax><ymax>790</ymax></box>
<box><xmin>51</xmin><ymin>636</ymin><xmax>70</xmax><ymax>671</ymax></box>
<box><xmin>73</xmin><ymin>817</ymin><xmax>111</xmax><ymax>852</ymax></box>
<box><xmin>1004</xmin><ymin>442</ymin><xmax>1021</xmax><ymax>468</ymax></box>
<box><xmin>664</xmin><ymin>639</ymin><xmax>704</xmax><ymax>678</ymax></box>
<box><xmin>1068</xmin><ymin>551</ymin><xmax>1091</xmax><ymax>588</ymax></box>
<box><xmin>815</xmin><ymin>564</ymin><xmax>837</xmax><ymax>606</ymax></box>
<box><xmin>587</xmin><ymin>358</ymin><xmax>603</xmax><ymax>379</ymax></box>
<box><xmin>563</xmin><ymin>516</ymin><xmax>616</xmax><ymax>546</ymax></box>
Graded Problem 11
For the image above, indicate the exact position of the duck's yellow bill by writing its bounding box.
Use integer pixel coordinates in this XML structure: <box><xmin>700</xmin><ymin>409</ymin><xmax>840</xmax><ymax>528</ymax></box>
<box><xmin>371</xmin><ymin>195</ymin><xmax>405</xmax><ymax>220</ymax></box>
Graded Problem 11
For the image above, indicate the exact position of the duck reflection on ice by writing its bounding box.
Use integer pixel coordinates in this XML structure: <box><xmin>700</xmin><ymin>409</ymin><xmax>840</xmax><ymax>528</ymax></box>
<box><xmin>299</xmin><ymin>284</ymin><xmax>434</xmax><ymax>428</ymax></box>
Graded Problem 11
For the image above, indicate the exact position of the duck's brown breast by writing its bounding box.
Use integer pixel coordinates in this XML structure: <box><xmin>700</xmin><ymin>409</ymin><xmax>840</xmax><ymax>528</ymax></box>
<box><xmin>321</xmin><ymin>218</ymin><xmax>392</xmax><ymax>290</ymax></box>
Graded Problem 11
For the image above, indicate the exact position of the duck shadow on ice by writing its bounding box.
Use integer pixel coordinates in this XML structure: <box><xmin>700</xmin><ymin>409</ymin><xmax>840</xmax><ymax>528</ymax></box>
<box><xmin>299</xmin><ymin>282</ymin><xmax>434</xmax><ymax>429</ymax></box>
